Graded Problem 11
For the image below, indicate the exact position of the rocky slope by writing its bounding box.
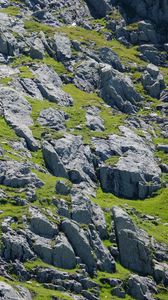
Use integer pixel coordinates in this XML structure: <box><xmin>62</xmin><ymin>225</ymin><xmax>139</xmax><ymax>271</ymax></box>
<box><xmin>0</xmin><ymin>0</ymin><xmax>167</xmax><ymax>299</ymax></box>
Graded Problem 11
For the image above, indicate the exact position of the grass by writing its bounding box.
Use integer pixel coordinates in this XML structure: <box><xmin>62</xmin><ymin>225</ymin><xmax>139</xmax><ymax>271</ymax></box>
<box><xmin>0</xmin><ymin>276</ymin><xmax>73</xmax><ymax>300</ymax></box>
<box><xmin>0</xmin><ymin>117</ymin><xmax>18</xmax><ymax>141</ymax></box>
<box><xmin>0</xmin><ymin>6</ymin><xmax>21</xmax><ymax>16</ymax></box>
<box><xmin>94</xmin><ymin>263</ymin><xmax>132</xmax><ymax>300</ymax></box>
<box><xmin>63</xmin><ymin>84</ymin><xmax>126</xmax><ymax>143</ymax></box>
<box><xmin>105</xmin><ymin>156</ymin><xmax>120</xmax><ymax>166</ymax></box>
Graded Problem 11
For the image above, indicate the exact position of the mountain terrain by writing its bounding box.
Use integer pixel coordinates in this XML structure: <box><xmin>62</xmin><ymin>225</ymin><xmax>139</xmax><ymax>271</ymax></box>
<box><xmin>0</xmin><ymin>0</ymin><xmax>167</xmax><ymax>299</ymax></box>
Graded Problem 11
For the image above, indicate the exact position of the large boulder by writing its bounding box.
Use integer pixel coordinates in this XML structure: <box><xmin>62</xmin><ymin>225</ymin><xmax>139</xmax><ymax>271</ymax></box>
<box><xmin>61</xmin><ymin>219</ymin><xmax>96</xmax><ymax>274</ymax></box>
<box><xmin>29</xmin><ymin>207</ymin><xmax>58</xmax><ymax>238</ymax></box>
<box><xmin>142</xmin><ymin>64</ymin><xmax>165</xmax><ymax>98</ymax></box>
<box><xmin>99</xmin><ymin>64</ymin><xmax>142</xmax><ymax>113</ymax></box>
<box><xmin>0</xmin><ymin>88</ymin><xmax>39</xmax><ymax>151</ymax></box>
<box><xmin>85</xmin><ymin>0</ymin><xmax>112</xmax><ymax>18</ymax></box>
<box><xmin>0</xmin><ymin>160</ymin><xmax>43</xmax><ymax>188</ymax></box>
<box><xmin>74</xmin><ymin>59</ymin><xmax>100</xmax><ymax>93</ymax></box>
<box><xmin>127</xmin><ymin>274</ymin><xmax>157</xmax><ymax>300</ymax></box>
<box><xmin>2</xmin><ymin>232</ymin><xmax>34</xmax><ymax>262</ymax></box>
<box><xmin>112</xmin><ymin>206</ymin><xmax>153</xmax><ymax>275</ymax></box>
<box><xmin>0</xmin><ymin>282</ymin><xmax>30</xmax><ymax>300</ymax></box>
<box><xmin>42</xmin><ymin>134</ymin><xmax>96</xmax><ymax>186</ymax></box>
<box><xmin>51</xmin><ymin>34</ymin><xmax>72</xmax><ymax>61</ymax></box>
<box><xmin>33</xmin><ymin>233</ymin><xmax>76</xmax><ymax>269</ymax></box>
<box><xmin>38</xmin><ymin>108</ymin><xmax>68</xmax><ymax>130</ymax></box>
<box><xmin>93</xmin><ymin>126</ymin><xmax>161</xmax><ymax>199</ymax></box>
<box><xmin>34</xmin><ymin>65</ymin><xmax>73</xmax><ymax>106</ymax></box>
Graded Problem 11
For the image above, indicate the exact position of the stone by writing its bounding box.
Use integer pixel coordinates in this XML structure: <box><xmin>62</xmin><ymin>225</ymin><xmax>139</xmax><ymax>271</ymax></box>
<box><xmin>62</xmin><ymin>219</ymin><xmax>96</xmax><ymax>274</ymax></box>
<box><xmin>142</xmin><ymin>64</ymin><xmax>165</xmax><ymax>98</ymax></box>
<box><xmin>74</xmin><ymin>59</ymin><xmax>100</xmax><ymax>93</ymax></box>
<box><xmin>2</xmin><ymin>231</ymin><xmax>34</xmax><ymax>262</ymax></box>
<box><xmin>98</xmin><ymin>47</ymin><xmax>123</xmax><ymax>71</ymax></box>
<box><xmin>34</xmin><ymin>65</ymin><xmax>73</xmax><ymax>106</ymax></box>
<box><xmin>0</xmin><ymin>87</ymin><xmax>39</xmax><ymax>151</ymax></box>
<box><xmin>85</xmin><ymin>0</ymin><xmax>112</xmax><ymax>18</ymax></box>
<box><xmin>112</xmin><ymin>206</ymin><xmax>153</xmax><ymax>275</ymax></box>
<box><xmin>99</xmin><ymin>64</ymin><xmax>142</xmax><ymax>113</ymax></box>
<box><xmin>0</xmin><ymin>281</ymin><xmax>28</xmax><ymax>300</ymax></box>
<box><xmin>127</xmin><ymin>274</ymin><xmax>157</xmax><ymax>300</ymax></box>
<box><xmin>89</xmin><ymin>226</ymin><xmax>115</xmax><ymax>273</ymax></box>
<box><xmin>86</xmin><ymin>106</ymin><xmax>104</xmax><ymax>132</ymax></box>
<box><xmin>0</xmin><ymin>160</ymin><xmax>43</xmax><ymax>188</ymax></box>
<box><xmin>42</xmin><ymin>135</ymin><xmax>96</xmax><ymax>186</ymax></box>
<box><xmin>29</xmin><ymin>207</ymin><xmax>58</xmax><ymax>238</ymax></box>
<box><xmin>90</xmin><ymin>203</ymin><xmax>108</xmax><ymax>239</ymax></box>
<box><xmin>38</xmin><ymin>108</ymin><xmax>68</xmax><ymax>130</ymax></box>
<box><xmin>51</xmin><ymin>34</ymin><xmax>72</xmax><ymax>61</ymax></box>
<box><xmin>30</xmin><ymin>37</ymin><xmax>45</xmax><ymax>59</ymax></box>
<box><xmin>94</xmin><ymin>126</ymin><xmax>161</xmax><ymax>199</ymax></box>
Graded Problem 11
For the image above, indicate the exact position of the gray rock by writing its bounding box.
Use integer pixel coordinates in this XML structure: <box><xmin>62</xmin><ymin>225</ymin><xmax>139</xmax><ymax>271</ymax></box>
<box><xmin>30</xmin><ymin>37</ymin><xmax>45</xmax><ymax>59</ymax></box>
<box><xmin>62</xmin><ymin>219</ymin><xmax>96</xmax><ymax>274</ymax></box>
<box><xmin>153</xmin><ymin>262</ymin><xmax>168</xmax><ymax>285</ymax></box>
<box><xmin>34</xmin><ymin>65</ymin><xmax>73</xmax><ymax>106</ymax></box>
<box><xmin>142</xmin><ymin>64</ymin><xmax>165</xmax><ymax>98</ymax></box>
<box><xmin>127</xmin><ymin>274</ymin><xmax>157</xmax><ymax>300</ymax></box>
<box><xmin>157</xmin><ymin>144</ymin><xmax>168</xmax><ymax>153</ymax></box>
<box><xmin>100</xmin><ymin>64</ymin><xmax>142</xmax><ymax>113</ymax></box>
<box><xmin>90</xmin><ymin>203</ymin><xmax>108</xmax><ymax>239</ymax></box>
<box><xmin>56</xmin><ymin>180</ymin><xmax>71</xmax><ymax>196</ymax></box>
<box><xmin>74</xmin><ymin>59</ymin><xmax>100</xmax><ymax>93</ymax></box>
<box><xmin>38</xmin><ymin>108</ymin><xmax>68</xmax><ymax>130</ymax></box>
<box><xmin>86</xmin><ymin>106</ymin><xmax>104</xmax><ymax>132</ymax></box>
<box><xmin>33</xmin><ymin>233</ymin><xmax>76</xmax><ymax>269</ymax></box>
<box><xmin>3</xmin><ymin>232</ymin><xmax>34</xmax><ymax>262</ymax></box>
<box><xmin>20</xmin><ymin>78</ymin><xmax>43</xmax><ymax>100</ymax></box>
<box><xmin>0</xmin><ymin>160</ymin><xmax>43</xmax><ymax>188</ymax></box>
<box><xmin>42</xmin><ymin>134</ymin><xmax>96</xmax><ymax>186</ymax></box>
<box><xmin>98</xmin><ymin>47</ymin><xmax>123</xmax><ymax>71</ymax></box>
<box><xmin>85</xmin><ymin>0</ymin><xmax>112</xmax><ymax>18</ymax></box>
<box><xmin>94</xmin><ymin>126</ymin><xmax>161</xmax><ymax>199</ymax></box>
<box><xmin>29</xmin><ymin>207</ymin><xmax>58</xmax><ymax>238</ymax></box>
<box><xmin>0</xmin><ymin>31</ymin><xmax>17</xmax><ymax>56</ymax></box>
<box><xmin>71</xmin><ymin>194</ymin><xmax>92</xmax><ymax>225</ymax></box>
<box><xmin>112</xmin><ymin>206</ymin><xmax>153</xmax><ymax>275</ymax></box>
<box><xmin>89</xmin><ymin>226</ymin><xmax>115</xmax><ymax>273</ymax></box>
<box><xmin>0</xmin><ymin>87</ymin><xmax>39</xmax><ymax>151</ymax></box>
<box><xmin>51</xmin><ymin>34</ymin><xmax>72</xmax><ymax>61</ymax></box>
<box><xmin>0</xmin><ymin>282</ymin><xmax>28</xmax><ymax>300</ymax></box>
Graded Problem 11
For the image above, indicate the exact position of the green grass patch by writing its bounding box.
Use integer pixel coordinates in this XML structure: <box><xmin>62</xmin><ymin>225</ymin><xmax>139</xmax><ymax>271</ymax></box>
<box><xmin>0</xmin><ymin>6</ymin><xmax>21</xmax><ymax>16</ymax></box>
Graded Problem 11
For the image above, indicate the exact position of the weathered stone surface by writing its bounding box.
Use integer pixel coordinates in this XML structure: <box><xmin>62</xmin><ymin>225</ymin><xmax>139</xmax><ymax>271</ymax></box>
<box><xmin>62</xmin><ymin>219</ymin><xmax>96</xmax><ymax>274</ymax></box>
<box><xmin>33</xmin><ymin>233</ymin><xmax>76</xmax><ymax>269</ymax></box>
<box><xmin>94</xmin><ymin>126</ymin><xmax>161</xmax><ymax>199</ymax></box>
<box><xmin>38</xmin><ymin>108</ymin><xmax>68</xmax><ymax>130</ymax></box>
<box><xmin>0</xmin><ymin>160</ymin><xmax>43</xmax><ymax>188</ymax></box>
<box><xmin>0</xmin><ymin>281</ymin><xmax>29</xmax><ymax>300</ymax></box>
<box><xmin>127</xmin><ymin>274</ymin><xmax>157</xmax><ymax>300</ymax></box>
<box><xmin>51</xmin><ymin>34</ymin><xmax>72</xmax><ymax>61</ymax></box>
<box><xmin>29</xmin><ymin>207</ymin><xmax>58</xmax><ymax>238</ymax></box>
<box><xmin>3</xmin><ymin>231</ymin><xmax>34</xmax><ymax>262</ymax></box>
<box><xmin>43</xmin><ymin>134</ymin><xmax>96</xmax><ymax>186</ymax></box>
<box><xmin>34</xmin><ymin>65</ymin><xmax>73</xmax><ymax>106</ymax></box>
<box><xmin>99</xmin><ymin>64</ymin><xmax>142</xmax><ymax>113</ymax></box>
<box><xmin>74</xmin><ymin>59</ymin><xmax>100</xmax><ymax>93</ymax></box>
<box><xmin>86</xmin><ymin>106</ymin><xmax>104</xmax><ymax>132</ymax></box>
<box><xmin>142</xmin><ymin>64</ymin><xmax>165</xmax><ymax>98</ymax></box>
<box><xmin>112</xmin><ymin>206</ymin><xmax>153</xmax><ymax>275</ymax></box>
<box><xmin>0</xmin><ymin>87</ymin><xmax>39</xmax><ymax>151</ymax></box>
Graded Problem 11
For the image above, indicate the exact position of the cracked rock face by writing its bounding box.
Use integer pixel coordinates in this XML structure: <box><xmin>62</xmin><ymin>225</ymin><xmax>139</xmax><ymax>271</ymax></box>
<box><xmin>0</xmin><ymin>0</ymin><xmax>167</xmax><ymax>299</ymax></box>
